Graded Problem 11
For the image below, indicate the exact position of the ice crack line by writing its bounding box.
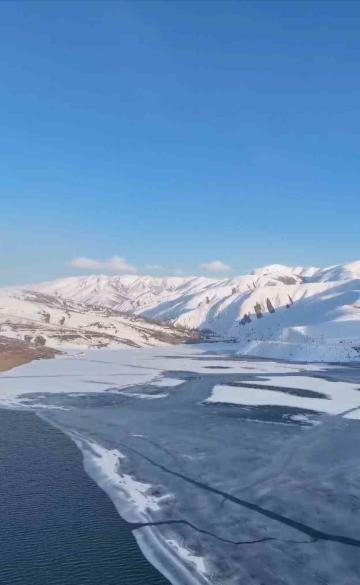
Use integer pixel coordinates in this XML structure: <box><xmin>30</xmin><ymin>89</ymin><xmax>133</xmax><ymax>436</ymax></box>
<box><xmin>118</xmin><ymin>441</ymin><xmax>360</xmax><ymax>548</ymax></box>
<box><xmin>131</xmin><ymin>519</ymin><xmax>313</xmax><ymax>545</ymax></box>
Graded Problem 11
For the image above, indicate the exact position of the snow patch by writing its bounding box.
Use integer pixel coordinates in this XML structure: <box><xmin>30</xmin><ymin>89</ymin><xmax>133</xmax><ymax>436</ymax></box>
<box><xmin>166</xmin><ymin>539</ymin><xmax>208</xmax><ymax>579</ymax></box>
<box><xmin>206</xmin><ymin>375</ymin><xmax>360</xmax><ymax>417</ymax></box>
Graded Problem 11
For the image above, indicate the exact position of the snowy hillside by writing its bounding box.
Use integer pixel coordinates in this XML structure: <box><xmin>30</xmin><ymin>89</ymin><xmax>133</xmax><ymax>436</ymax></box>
<box><xmin>0</xmin><ymin>289</ymin><xmax>199</xmax><ymax>350</ymax></box>
<box><xmin>16</xmin><ymin>260</ymin><xmax>360</xmax><ymax>361</ymax></box>
<box><xmin>31</xmin><ymin>274</ymin><xmax>220</xmax><ymax>313</ymax></box>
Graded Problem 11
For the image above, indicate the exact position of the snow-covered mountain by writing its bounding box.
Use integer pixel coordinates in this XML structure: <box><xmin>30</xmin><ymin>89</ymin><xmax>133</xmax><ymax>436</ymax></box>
<box><xmin>31</xmin><ymin>274</ymin><xmax>219</xmax><ymax>313</ymax></box>
<box><xmin>27</xmin><ymin>261</ymin><xmax>360</xmax><ymax>361</ymax></box>
<box><xmin>0</xmin><ymin>289</ymin><xmax>199</xmax><ymax>350</ymax></box>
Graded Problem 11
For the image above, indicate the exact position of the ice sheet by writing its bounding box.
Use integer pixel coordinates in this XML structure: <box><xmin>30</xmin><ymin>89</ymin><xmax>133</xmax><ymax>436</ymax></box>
<box><xmin>206</xmin><ymin>375</ymin><xmax>360</xmax><ymax>417</ymax></box>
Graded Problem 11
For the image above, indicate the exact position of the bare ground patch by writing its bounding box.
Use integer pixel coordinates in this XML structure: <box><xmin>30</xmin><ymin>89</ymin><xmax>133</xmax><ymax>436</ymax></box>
<box><xmin>0</xmin><ymin>336</ymin><xmax>59</xmax><ymax>372</ymax></box>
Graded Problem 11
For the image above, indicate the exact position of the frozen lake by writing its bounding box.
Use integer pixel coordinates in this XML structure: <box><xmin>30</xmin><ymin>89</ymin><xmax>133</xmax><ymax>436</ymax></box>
<box><xmin>1</xmin><ymin>344</ymin><xmax>360</xmax><ymax>584</ymax></box>
<box><xmin>0</xmin><ymin>409</ymin><xmax>170</xmax><ymax>585</ymax></box>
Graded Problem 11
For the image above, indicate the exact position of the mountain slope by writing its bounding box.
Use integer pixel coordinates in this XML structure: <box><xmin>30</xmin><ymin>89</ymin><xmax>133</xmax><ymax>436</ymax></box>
<box><xmin>18</xmin><ymin>260</ymin><xmax>360</xmax><ymax>361</ymax></box>
<box><xmin>31</xmin><ymin>275</ymin><xmax>219</xmax><ymax>312</ymax></box>
<box><xmin>0</xmin><ymin>289</ymin><xmax>199</xmax><ymax>350</ymax></box>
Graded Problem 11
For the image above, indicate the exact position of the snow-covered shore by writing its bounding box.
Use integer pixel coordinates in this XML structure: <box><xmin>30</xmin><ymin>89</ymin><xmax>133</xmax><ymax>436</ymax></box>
<box><xmin>70</xmin><ymin>434</ymin><xmax>212</xmax><ymax>585</ymax></box>
<box><xmin>237</xmin><ymin>339</ymin><xmax>359</xmax><ymax>362</ymax></box>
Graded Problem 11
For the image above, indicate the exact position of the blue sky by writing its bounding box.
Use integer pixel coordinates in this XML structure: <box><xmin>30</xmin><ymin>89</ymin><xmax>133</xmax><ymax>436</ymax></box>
<box><xmin>1</xmin><ymin>1</ymin><xmax>359</xmax><ymax>284</ymax></box>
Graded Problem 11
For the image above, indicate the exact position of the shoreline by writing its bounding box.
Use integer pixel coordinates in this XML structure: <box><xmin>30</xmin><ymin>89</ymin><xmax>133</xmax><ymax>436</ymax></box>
<box><xmin>40</xmin><ymin>421</ymin><xmax>210</xmax><ymax>585</ymax></box>
<box><xmin>1</xmin><ymin>334</ymin><xmax>357</xmax><ymax>375</ymax></box>
<box><xmin>77</xmin><ymin>435</ymin><xmax>211</xmax><ymax>585</ymax></box>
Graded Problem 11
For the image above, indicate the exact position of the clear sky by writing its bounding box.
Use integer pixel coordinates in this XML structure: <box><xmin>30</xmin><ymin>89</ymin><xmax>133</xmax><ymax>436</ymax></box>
<box><xmin>1</xmin><ymin>0</ymin><xmax>359</xmax><ymax>285</ymax></box>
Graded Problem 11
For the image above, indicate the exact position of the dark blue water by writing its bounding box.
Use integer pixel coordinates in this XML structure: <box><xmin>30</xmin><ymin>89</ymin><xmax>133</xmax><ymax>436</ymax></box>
<box><xmin>0</xmin><ymin>409</ymin><xmax>169</xmax><ymax>585</ymax></box>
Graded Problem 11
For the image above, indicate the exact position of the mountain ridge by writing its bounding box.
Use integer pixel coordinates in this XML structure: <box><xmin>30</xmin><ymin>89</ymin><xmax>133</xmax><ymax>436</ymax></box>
<box><xmin>29</xmin><ymin>260</ymin><xmax>360</xmax><ymax>361</ymax></box>
<box><xmin>1</xmin><ymin>261</ymin><xmax>359</xmax><ymax>361</ymax></box>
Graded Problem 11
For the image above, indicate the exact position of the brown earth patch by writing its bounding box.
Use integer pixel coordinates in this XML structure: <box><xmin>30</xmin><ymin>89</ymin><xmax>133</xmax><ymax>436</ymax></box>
<box><xmin>0</xmin><ymin>336</ymin><xmax>59</xmax><ymax>372</ymax></box>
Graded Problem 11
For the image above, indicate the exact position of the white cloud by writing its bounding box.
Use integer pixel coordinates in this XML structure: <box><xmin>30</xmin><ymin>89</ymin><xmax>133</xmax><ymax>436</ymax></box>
<box><xmin>69</xmin><ymin>256</ymin><xmax>137</xmax><ymax>274</ymax></box>
<box><xmin>199</xmin><ymin>260</ymin><xmax>231</xmax><ymax>274</ymax></box>
<box><xmin>69</xmin><ymin>257</ymin><xmax>100</xmax><ymax>270</ymax></box>
<box><xmin>145</xmin><ymin>264</ymin><xmax>164</xmax><ymax>271</ymax></box>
